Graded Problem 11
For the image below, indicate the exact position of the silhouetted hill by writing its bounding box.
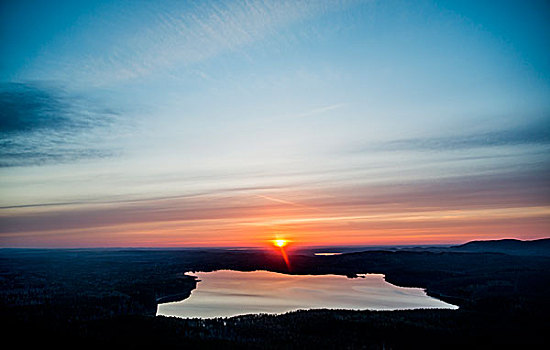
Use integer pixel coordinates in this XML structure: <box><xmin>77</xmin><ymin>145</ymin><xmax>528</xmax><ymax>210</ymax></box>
<box><xmin>451</xmin><ymin>238</ymin><xmax>550</xmax><ymax>256</ymax></box>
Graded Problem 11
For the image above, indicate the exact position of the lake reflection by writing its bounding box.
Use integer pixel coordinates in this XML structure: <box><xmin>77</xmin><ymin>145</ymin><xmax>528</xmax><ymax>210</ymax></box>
<box><xmin>157</xmin><ymin>270</ymin><xmax>458</xmax><ymax>319</ymax></box>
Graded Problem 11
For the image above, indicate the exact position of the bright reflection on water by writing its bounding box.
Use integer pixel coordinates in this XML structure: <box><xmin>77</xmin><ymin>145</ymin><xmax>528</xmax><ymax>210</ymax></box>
<box><xmin>157</xmin><ymin>270</ymin><xmax>458</xmax><ymax>319</ymax></box>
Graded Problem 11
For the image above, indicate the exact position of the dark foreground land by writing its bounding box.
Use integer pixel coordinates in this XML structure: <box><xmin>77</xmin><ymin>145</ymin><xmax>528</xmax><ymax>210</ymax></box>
<box><xmin>1</xmin><ymin>239</ymin><xmax>550</xmax><ymax>349</ymax></box>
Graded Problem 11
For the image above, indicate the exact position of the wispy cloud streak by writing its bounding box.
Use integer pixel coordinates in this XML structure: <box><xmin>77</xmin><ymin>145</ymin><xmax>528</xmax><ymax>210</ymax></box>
<box><xmin>1</xmin><ymin>168</ymin><xmax>548</xmax><ymax>246</ymax></box>
<box><xmin>359</xmin><ymin>118</ymin><xmax>550</xmax><ymax>152</ymax></box>
<box><xmin>32</xmin><ymin>0</ymin><xmax>364</xmax><ymax>85</ymax></box>
<box><xmin>0</xmin><ymin>82</ymin><xmax>122</xmax><ymax>166</ymax></box>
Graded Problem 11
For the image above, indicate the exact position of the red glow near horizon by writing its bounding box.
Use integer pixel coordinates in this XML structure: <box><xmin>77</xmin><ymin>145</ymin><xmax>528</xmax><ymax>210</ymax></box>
<box><xmin>1</xmin><ymin>186</ymin><xmax>549</xmax><ymax>248</ymax></box>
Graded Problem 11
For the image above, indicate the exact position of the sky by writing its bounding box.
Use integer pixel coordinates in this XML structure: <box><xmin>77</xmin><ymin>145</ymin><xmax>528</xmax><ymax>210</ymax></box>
<box><xmin>0</xmin><ymin>0</ymin><xmax>549</xmax><ymax>248</ymax></box>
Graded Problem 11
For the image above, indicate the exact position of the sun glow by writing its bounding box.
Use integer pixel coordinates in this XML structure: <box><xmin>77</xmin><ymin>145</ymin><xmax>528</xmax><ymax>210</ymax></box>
<box><xmin>272</xmin><ymin>238</ymin><xmax>291</xmax><ymax>271</ymax></box>
<box><xmin>273</xmin><ymin>239</ymin><xmax>287</xmax><ymax>248</ymax></box>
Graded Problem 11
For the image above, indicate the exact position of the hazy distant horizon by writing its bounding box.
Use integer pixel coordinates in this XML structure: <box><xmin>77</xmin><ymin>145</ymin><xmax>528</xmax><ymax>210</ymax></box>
<box><xmin>4</xmin><ymin>237</ymin><xmax>549</xmax><ymax>250</ymax></box>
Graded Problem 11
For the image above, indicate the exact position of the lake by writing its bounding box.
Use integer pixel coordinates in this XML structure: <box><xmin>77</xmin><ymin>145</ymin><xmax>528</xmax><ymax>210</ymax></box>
<box><xmin>157</xmin><ymin>270</ymin><xmax>458</xmax><ymax>319</ymax></box>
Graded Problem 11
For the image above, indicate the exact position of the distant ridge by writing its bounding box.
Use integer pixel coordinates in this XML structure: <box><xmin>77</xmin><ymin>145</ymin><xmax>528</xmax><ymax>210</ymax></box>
<box><xmin>451</xmin><ymin>238</ymin><xmax>550</xmax><ymax>256</ymax></box>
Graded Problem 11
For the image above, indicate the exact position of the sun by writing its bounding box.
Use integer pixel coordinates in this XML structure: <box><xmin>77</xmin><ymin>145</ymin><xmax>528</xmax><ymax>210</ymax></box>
<box><xmin>273</xmin><ymin>239</ymin><xmax>287</xmax><ymax>248</ymax></box>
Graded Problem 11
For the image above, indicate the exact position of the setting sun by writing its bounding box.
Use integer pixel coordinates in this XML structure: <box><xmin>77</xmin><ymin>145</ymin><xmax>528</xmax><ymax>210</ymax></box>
<box><xmin>273</xmin><ymin>239</ymin><xmax>287</xmax><ymax>248</ymax></box>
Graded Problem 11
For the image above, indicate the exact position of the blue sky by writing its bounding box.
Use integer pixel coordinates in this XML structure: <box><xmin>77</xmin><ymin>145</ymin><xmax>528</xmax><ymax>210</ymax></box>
<box><xmin>1</xmin><ymin>0</ymin><xmax>549</xmax><ymax>247</ymax></box>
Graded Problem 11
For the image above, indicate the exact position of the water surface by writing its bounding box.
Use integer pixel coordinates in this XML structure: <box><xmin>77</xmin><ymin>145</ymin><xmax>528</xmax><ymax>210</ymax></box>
<box><xmin>157</xmin><ymin>270</ymin><xmax>457</xmax><ymax>318</ymax></box>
